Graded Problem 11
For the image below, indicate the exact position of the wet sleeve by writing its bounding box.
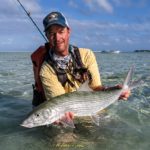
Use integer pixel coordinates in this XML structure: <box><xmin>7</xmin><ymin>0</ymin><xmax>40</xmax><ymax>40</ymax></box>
<box><xmin>81</xmin><ymin>49</ymin><xmax>102</xmax><ymax>89</ymax></box>
<box><xmin>40</xmin><ymin>62</ymin><xmax>65</xmax><ymax>100</ymax></box>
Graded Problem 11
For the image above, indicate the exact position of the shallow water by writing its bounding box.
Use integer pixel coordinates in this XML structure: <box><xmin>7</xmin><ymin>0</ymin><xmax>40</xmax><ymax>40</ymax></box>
<box><xmin>0</xmin><ymin>52</ymin><xmax>149</xmax><ymax>150</ymax></box>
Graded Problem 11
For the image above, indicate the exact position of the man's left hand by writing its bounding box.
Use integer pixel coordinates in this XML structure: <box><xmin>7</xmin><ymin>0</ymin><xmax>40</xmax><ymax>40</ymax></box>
<box><xmin>111</xmin><ymin>84</ymin><xmax>131</xmax><ymax>100</ymax></box>
<box><xmin>119</xmin><ymin>89</ymin><xmax>131</xmax><ymax>100</ymax></box>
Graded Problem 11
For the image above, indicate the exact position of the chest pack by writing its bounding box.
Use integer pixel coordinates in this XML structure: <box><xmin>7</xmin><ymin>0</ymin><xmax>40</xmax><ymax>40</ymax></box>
<box><xmin>31</xmin><ymin>43</ymin><xmax>89</xmax><ymax>106</ymax></box>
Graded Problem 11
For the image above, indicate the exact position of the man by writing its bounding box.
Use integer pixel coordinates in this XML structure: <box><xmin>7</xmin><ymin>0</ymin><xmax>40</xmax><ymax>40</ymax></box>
<box><xmin>38</xmin><ymin>11</ymin><xmax>130</xmax><ymax>123</ymax></box>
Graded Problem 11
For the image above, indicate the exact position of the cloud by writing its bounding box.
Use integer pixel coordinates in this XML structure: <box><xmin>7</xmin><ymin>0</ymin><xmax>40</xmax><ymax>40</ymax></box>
<box><xmin>1</xmin><ymin>38</ymin><xmax>13</xmax><ymax>45</ymax></box>
<box><xmin>0</xmin><ymin>0</ymin><xmax>43</xmax><ymax>28</ymax></box>
<box><xmin>112</xmin><ymin>0</ymin><xmax>149</xmax><ymax>8</ymax></box>
<box><xmin>96</xmin><ymin>0</ymin><xmax>113</xmax><ymax>13</ymax></box>
<box><xmin>0</xmin><ymin>0</ymin><xmax>44</xmax><ymax>31</ymax></box>
<box><xmin>112</xmin><ymin>0</ymin><xmax>131</xmax><ymax>7</ymax></box>
<box><xmin>0</xmin><ymin>0</ymin><xmax>42</xmax><ymax>17</ymax></box>
<box><xmin>69</xmin><ymin>0</ymin><xmax>149</xmax><ymax>15</ymax></box>
<box><xmin>86</xmin><ymin>0</ymin><xmax>113</xmax><ymax>13</ymax></box>
<box><xmin>126</xmin><ymin>38</ymin><xmax>133</xmax><ymax>44</ymax></box>
<box><xmin>69</xmin><ymin>18</ymin><xmax>150</xmax><ymax>50</ymax></box>
<box><xmin>19</xmin><ymin>0</ymin><xmax>42</xmax><ymax>13</ymax></box>
<box><xmin>0</xmin><ymin>0</ymin><xmax>45</xmax><ymax>51</ymax></box>
<box><xmin>69</xmin><ymin>0</ymin><xmax>114</xmax><ymax>13</ymax></box>
<box><xmin>68</xmin><ymin>0</ymin><xmax>78</xmax><ymax>9</ymax></box>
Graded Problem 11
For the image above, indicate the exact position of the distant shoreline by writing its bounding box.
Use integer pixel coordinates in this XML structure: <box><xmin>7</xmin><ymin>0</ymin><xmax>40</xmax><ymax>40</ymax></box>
<box><xmin>94</xmin><ymin>50</ymin><xmax>150</xmax><ymax>53</ymax></box>
<box><xmin>134</xmin><ymin>50</ymin><xmax>150</xmax><ymax>52</ymax></box>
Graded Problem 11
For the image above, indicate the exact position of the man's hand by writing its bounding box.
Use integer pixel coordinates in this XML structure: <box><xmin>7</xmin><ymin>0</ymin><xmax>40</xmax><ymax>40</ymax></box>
<box><xmin>53</xmin><ymin>112</ymin><xmax>74</xmax><ymax>126</ymax></box>
<box><xmin>112</xmin><ymin>84</ymin><xmax>131</xmax><ymax>100</ymax></box>
<box><xmin>65</xmin><ymin>112</ymin><xmax>74</xmax><ymax>120</ymax></box>
<box><xmin>119</xmin><ymin>89</ymin><xmax>131</xmax><ymax>100</ymax></box>
<box><xmin>115</xmin><ymin>85</ymin><xmax>131</xmax><ymax>100</ymax></box>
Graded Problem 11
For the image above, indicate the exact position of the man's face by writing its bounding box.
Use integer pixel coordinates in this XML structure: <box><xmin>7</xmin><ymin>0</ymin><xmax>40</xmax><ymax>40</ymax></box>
<box><xmin>46</xmin><ymin>25</ymin><xmax>70</xmax><ymax>56</ymax></box>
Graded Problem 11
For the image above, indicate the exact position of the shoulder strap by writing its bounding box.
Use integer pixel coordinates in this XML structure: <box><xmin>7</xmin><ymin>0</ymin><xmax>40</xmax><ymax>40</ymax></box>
<box><xmin>69</xmin><ymin>45</ymin><xmax>85</xmax><ymax>68</ymax></box>
<box><xmin>70</xmin><ymin>45</ymin><xmax>92</xmax><ymax>81</ymax></box>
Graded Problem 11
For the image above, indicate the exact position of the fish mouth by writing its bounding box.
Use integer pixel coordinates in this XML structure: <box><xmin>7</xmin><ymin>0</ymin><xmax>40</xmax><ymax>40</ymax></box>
<box><xmin>20</xmin><ymin>120</ymin><xmax>48</xmax><ymax>128</ymax></box>
<box><xmin>20</xmin><ymin>123</ymin><xmax>34</xmax><ymax>128</ymax></box>
<box><xmin>20</xmin><ymin>120</ymin><xmax>34</xmax><ymax>128</ymax></box>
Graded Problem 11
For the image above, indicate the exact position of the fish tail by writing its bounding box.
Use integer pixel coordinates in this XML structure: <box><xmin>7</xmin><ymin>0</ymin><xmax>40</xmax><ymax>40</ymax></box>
<box><xmin>129</xmin><ymin>78</ymin><xmax>145</xmax><ymax>90</ymax></box>
<box><xmin>122</xmin><ymin>65</ymin><xmax>144</xmax><ymax>90</ymax></box>
<box><xmin>122</xmin><ymin>65</ymin><xmax>134</xmax><ymax>90</ymax></box>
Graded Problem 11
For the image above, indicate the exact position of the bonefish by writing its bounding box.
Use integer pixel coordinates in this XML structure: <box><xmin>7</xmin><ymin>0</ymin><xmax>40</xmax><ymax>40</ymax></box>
<box><xmin>21</xmin><ymin>66</ymin><xmax>143</xmax><ymax>128</ymax></box>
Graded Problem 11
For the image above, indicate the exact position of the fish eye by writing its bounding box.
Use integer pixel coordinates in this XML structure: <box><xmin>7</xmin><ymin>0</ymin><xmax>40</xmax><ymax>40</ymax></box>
<box><xmin>35</xmin><ymin>113</ymin><xmax>40</xmax><ymax>117</ymax></box>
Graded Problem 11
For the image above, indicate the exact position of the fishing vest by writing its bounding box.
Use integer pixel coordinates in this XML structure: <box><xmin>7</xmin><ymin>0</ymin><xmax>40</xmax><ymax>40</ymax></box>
<box><xmin>31</xmin><ymin>43</ymin><xmax>90</xmax><ymax>106</ymax></box>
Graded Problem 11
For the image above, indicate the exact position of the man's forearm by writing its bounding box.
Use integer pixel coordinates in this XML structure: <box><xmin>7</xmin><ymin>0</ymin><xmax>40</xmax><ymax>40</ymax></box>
<box><xmin>93</xmin><ymin>85</ymin><xmax>122</xmax><ymax>91</ymax></box>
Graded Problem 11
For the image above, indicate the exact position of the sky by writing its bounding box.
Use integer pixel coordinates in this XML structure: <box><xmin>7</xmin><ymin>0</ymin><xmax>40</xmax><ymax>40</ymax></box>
<box><xmin>0</xmin><ymin>0</ymin><xmax>150</xmax><ymax>52</ymax></box>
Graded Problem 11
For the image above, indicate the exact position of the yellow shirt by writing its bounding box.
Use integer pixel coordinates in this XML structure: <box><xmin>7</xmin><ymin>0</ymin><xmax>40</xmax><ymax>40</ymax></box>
<box><xmin>40</xmin><ymin>48</ymin><xmax>101</xmax><ymax>101</ymax></box>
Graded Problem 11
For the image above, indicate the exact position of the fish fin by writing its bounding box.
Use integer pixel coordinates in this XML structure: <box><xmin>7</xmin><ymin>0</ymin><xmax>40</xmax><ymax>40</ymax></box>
<box><xmin>77</xmin><ymin>80</ymin><xmax>93</xmax><ymax>92</ymax></box>
<box><xmin>122</xmin><ymin>65</ymin><xmax>145</xmax><ymax>90</ymax></box>
<box><xmin>129</xmin><ymin>78</ymin><xmax>145</xmax><ymax>90</ymax></box>
<box><xmin>122</xmin><ymin>65</ymin><xmax>135</xmax><ymax>90</ymax></box>
<box><xmin>59</xmin><ymin>117</ymin><xmax>75</xmax><ymax>128</ymax></box>
<box><xmin>91</xmin><ymin>114</ymin><xmax>100</xmax><ymax>126</ymax></box>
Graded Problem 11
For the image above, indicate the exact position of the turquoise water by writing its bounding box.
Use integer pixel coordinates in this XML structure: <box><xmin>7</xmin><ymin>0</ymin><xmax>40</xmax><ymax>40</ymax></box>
<box><xmin>0</xmin><ymin>52</ymin><xmax>149</xmax><ymax>150</ymax></box>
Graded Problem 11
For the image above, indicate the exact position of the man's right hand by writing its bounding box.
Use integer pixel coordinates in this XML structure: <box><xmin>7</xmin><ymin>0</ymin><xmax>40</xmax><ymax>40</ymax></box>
<box><xmin>53</xmin><ymin>112</ymin><xmax>74</xmax><ymax>126</ymax></box>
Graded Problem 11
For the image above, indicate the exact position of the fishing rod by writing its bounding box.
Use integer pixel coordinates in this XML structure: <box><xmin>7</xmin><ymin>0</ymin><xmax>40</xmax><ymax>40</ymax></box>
<box><xmin>16</xmin><ymin>0</ymin><xmax>48</xmax><ymax>42</ymax></box>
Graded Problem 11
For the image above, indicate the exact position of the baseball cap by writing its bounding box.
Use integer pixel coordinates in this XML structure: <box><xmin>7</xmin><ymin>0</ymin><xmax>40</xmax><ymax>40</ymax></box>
<box><xmin>43</xmin><ymin>11</ymin><xmax>69</xmax><ymax>32</ymax></box>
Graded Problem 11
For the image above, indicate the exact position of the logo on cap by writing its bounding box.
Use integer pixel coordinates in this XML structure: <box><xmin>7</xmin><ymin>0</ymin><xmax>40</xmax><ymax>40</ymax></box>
<box><xmin>48</xmin><ymin>13</ymin><xmax>58</xmax><ymax>21</ymax></box>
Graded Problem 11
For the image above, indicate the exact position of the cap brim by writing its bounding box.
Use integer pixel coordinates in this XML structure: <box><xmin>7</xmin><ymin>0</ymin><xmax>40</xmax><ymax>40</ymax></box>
<box><xmin>44</xmin><ymin>21</ymin><xmax>68</xmax><ymax>32</ymax></box>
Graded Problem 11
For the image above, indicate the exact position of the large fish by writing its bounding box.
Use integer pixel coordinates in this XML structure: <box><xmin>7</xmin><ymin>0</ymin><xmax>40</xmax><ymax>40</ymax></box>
<box><xmin>21</xmin><ymin>66</ymin><xmax>143</xmax><ymax>128</ymax></box>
